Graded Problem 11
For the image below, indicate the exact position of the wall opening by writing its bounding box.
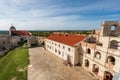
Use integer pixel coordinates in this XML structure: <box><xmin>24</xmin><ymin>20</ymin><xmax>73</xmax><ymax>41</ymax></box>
<box><xmin>111</xmin><ymin>26</ymin><xmax>116</xmax><ymax>31</ymax></box>
<box><xmin>103</xmin><ymin>71</ymin><xmax>113</xmax><ymax>80</ymax></box>
<box><xmin>94</xmin><ymin>51</ymin><xmax>101</xmax><ymax>59</ymax></box>
<box><xmin>107</xmin><ymin>56</ymin><xmax>115</xmax><ymax>65</ymax></box>
<box><xmin>110</xmin><ymin>25</ymin><xmax>117</xmax><ymax>36</ymax></box>
<box><xmin>84</xmin><ymin>59</ymin><xmax>89</xmax><ymax>68</ymax></box>
<box><xmin>92</xmin><ymin>64</ymin><xmax>99</xmax><ymax>75</ymax></box>
<box><xmin>86</xmin><ymin>48</ymin><xmax>91</xmax><ymax>54</ymax></box>
<box><xmin>109</xmin><ymin>40</ymin><xmax>118</xmax><ymax>49</ymax></box>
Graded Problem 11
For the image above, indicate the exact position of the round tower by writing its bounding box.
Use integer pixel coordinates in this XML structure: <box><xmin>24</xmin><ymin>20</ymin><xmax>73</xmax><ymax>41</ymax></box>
<box><xmin>9</xmin><ymin>24</ymin><xmax>16</xmax><ymax>36</ymax></box>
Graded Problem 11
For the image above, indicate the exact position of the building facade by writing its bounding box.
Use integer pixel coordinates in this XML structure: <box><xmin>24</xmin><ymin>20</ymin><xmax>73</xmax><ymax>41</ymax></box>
<box><xmin>45</xmin><ymin>33</ymin><xmax>86</xmax><ymax>66</ymax></box>
<box><xmin>9</xmin><ymin>25</ymin><xmax>40</xmax><ymax>47</ymax></box>
<box><xmin>81</xmin><ymin>21</ymin><xmax>120</xmax><ymax>80</ymax></box>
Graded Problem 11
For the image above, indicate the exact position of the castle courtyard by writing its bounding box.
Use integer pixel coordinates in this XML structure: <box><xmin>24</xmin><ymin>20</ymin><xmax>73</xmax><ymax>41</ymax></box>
<box><xmin>28</xmin><ymin>47</ymin><xmax>97</xmax><ymax>80</ymax></box>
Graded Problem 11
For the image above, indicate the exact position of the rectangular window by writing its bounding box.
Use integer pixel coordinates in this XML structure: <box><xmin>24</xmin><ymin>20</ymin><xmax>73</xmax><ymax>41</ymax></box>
<box><xmin>68</xmin><ymin>48</ymin><xmax>70</xmax><ymax>51</ymax></box>
<box><xmin>58</xmin><ymin>44</ymin><xmax>60</xmax><ymax>47</ymax></box>
<box><xmin>55</xmin><ymin>49</ymin><xmax>57</xmax><ymax>53</ymax></box>
<box><xmin>63</xmin><ymin>46</ymin><xmax>65</xmax><ymax>49</ymax></box>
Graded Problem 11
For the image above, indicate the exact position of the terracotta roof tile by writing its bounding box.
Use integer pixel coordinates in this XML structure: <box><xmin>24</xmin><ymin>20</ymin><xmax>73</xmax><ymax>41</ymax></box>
<box><xmin>11</xmin><ymin>30</ymin><xmax>31</xmax><ymax>36</ymax></box>
<box><xmin>47</xmin><ymin>33</ymin><xmax>87</xmax><ymax>46</ymax></box>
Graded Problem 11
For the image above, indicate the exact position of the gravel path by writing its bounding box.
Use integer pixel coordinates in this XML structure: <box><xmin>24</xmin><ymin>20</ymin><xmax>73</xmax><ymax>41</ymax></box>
<box><xmin>28</xmin><ymin>47</ymin><xmax>97</xmax><ymax>80</ymax></box>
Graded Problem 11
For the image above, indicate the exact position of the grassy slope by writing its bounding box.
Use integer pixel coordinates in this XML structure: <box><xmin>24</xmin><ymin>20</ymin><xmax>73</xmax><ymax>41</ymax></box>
<box><xmin>0</xmin><ymin>47</ymin><xmax>29</xmax><ymax>80</ymax></box>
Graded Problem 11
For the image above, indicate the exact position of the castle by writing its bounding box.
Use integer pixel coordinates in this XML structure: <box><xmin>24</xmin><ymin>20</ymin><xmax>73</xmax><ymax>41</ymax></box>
<box><xmin>45</xmin><ymin>21</ymin><xmax>120</xmax><ymax>80</ymax></box>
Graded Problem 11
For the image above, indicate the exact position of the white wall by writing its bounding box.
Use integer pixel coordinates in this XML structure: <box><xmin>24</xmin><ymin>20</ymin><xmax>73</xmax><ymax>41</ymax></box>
<box><xmin>45</xmin><ymin>39</ymin><xmax>76</xmax><ymax>65</ymax></box>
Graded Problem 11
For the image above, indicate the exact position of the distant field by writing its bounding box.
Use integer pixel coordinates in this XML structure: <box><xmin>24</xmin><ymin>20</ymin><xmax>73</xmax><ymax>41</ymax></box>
<box><xmin>30</xmin><ymin>30</ymin><xmax>92</xmax><ymax>37</ymax></box>
<box><xmin>0</xmin><ymin>30</ymin><xmax>9</xmax><ymax>34</ymax></box>
<box><xmin>0</xmin><ymin>30</ymin><xmax>91</xmax><ymax>36</ymax></box>
<box><xmin>0</xmin><ymin>47</ymin><xmax>29</xmax><ymax>80</ymax></box>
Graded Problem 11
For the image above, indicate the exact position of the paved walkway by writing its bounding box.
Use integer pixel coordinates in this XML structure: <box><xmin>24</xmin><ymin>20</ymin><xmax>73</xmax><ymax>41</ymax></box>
<box><xmin>28</xmin><ymin>47</ymin><xmax>97</xmax><ymax>80</ymax></box>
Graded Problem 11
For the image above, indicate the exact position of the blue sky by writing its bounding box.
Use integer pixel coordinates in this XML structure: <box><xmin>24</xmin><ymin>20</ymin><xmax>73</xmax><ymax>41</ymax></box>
<box><xmin>0</xmin><ymin>0</ymin><xmax>120</xmax><ymax>30</ymax></box>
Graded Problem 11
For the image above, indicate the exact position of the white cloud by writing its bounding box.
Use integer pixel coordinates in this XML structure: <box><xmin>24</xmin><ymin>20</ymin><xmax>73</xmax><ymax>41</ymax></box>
<box><xmin>0</xmin><ymin>0</ymin><xmax>120</xmax><ymax>30</ymax></box>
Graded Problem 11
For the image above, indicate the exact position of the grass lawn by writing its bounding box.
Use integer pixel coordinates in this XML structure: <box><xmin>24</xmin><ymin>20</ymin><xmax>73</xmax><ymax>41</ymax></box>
<box><xmin>0</xmin><ymin>47</ymin><xmax>29</xmax><ymax>80</ymax></box>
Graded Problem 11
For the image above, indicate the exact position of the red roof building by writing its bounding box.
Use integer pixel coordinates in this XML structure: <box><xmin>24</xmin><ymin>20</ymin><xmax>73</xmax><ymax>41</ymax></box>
<box><xmin>47</xmin><ymin>33</ymin><xmax>87</xmax><ymax>46</ymax></box>
<box><xmin>9</xmin><ymin>25</ymin><xmax>31</xmax><ymax>36</ymax></box>
<box><xmin>46</xmin><ymin>33</ymin><xmax>87</xmax><ymax>66</ymax></box>
<box><xmin>11</xmin><ymin>30</ymin><xmax>31</xmax><ymax>36</ymax></box>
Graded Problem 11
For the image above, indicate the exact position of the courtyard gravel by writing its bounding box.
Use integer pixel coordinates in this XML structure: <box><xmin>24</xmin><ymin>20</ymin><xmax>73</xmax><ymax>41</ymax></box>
<box><xmin>28</xmin><ymin>47</ymin><xmax>97</xmax><ymax>80</ymax></box>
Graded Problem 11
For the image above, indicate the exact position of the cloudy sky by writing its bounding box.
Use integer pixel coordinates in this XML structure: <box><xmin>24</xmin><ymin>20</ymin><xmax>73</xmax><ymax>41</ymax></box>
<box><xmin>0</xmin><ymin>0</ymin><xmax>120</xmax><ymax>30</ymax></box>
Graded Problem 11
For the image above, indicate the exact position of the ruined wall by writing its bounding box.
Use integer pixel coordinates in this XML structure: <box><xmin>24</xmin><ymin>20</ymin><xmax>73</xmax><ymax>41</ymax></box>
<box><xmin>81</xmin><ymin>21</ymin><xmax>120</xmax><ymax>80</ymax></box>
<box><xmin>100</xmin><ymin>21</ymin><xmax>120</xmax><ymax>37</ymax></box>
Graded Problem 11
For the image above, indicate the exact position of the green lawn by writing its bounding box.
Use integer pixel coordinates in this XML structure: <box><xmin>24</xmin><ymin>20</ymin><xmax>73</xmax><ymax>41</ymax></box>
<box><xmin>0</xmin><ymin>47</ymin><xmax>29</xmax><ymax>80</ymax></box>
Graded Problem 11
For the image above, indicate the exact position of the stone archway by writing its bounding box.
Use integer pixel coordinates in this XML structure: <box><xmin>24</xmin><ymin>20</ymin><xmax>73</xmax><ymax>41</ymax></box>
<box><xmin>103</xmin><ymin>71</ymin><xmax>113</xmax><ymax>80</ymax></box>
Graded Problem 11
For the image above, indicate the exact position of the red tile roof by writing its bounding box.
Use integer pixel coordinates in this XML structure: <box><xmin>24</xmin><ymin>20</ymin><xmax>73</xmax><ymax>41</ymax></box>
<box><xmin>47</xmin><ymin>33</ymin><xmax>87</xmax><ymax>46</ymax></box>
<box><xmin>11</xmin><ymin>30</ymin><xmax>31</xmax><ymax>36</ymax></box>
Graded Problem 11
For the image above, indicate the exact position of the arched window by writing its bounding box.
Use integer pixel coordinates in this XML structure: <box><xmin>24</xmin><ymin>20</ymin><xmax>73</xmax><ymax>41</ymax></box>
<box><xmin>93</xmin><ymin>64</ymin><xmax>99</xmax><ymax>75</ymax></box>
<box><xmin>110</xmin><ymin>40</ymin><xmax>118</xmax><ymax>49</ymax></box>
<box><xmin>110</xmin><ymin>25</ymin><xmax>117</xmax><ymax>36</ymax></box>
<box><xmin>107</xmin><ymin>56</ymin><xmax>115</xmax><ymax>65</ymax></box>
<box><xmin>103</xmin><ymin>71</ymin><xmax>113</xmax><ymax>80</ymax></box>
<box><xmin>94</xmin><ymin>51</ymin><xmax>101</xmax><ymax>59</ymax></box>
<box><xmin>84</xmin><ymin>59</ymin><xmax>89</xmax><ymax>68</ymax></box>
<box><xmin>86</xmin><ymin>48</ymin><xmax>91</xmax><ymax>54</ymax></box>
<box><xmin>111</xmin><ymin>26</ymin><xmax>116</xmax><ymax>31</ymax></box>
